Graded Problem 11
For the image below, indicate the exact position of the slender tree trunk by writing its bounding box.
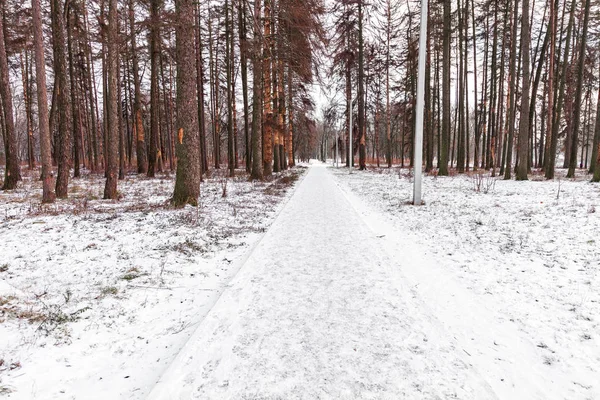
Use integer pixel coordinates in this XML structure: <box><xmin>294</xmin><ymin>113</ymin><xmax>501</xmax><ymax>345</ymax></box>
<box><xmin>516</xmin><ymin>0</ymin><xmax>531</xmax><ymax>180</ymax></box>
<box><xmin>32</xmin><ymin>0</ymin><xmax>55</xmax><ymax>201</ymax></box>
<box><xmin>544</xmin><ymin>0</ymin><xmax>557</xmax><ymax>174</ymax></box>
<box><xmin>440</xmin><ymin>0</ymin><xmax>451</xmax><ymax>175</ymax></box>
<box><xmin>129</xmin><ymin>0</ymin><xmax>148</xmax><ymax>174</ymax></box>
<box><xmin>103</xmin><ymin>0</ymin><xmax>119</xmax><ymax>199</ymax></box>
<box><xmin>226</xmin><ymin>0</ymin><xmax>235</xmax><ymax>177</ymax></box>
<box><xmin>148</xmin><ymin>0</ymin><xmax>161</xmax><ymax>177</ymax></box>
<box><xmin>21</xmin><ymin>53</ymin><xmax>36</xmax><ymax>170</ymax></box>
<box><xmin>238</xmin><ymin>0</ymin><xmax>251</xmax><ymax>173</ymax></box>
<box><xmin>567</xmin><ymin>0</ymin><xmax>591</xmax><ymax>178</ymax></box>
<box><xmin>262</xmin><ymin>0</ymin><xmax>273</xmax><ymax>176</ymax></box>
<box><xmin>0</xmin><ymin>1</ymin><xmax>20</xmax><ymax>190</ymax></box>
<box><xmin>589</xmin><ymin>73</ymin><xmax>600</xmax><ymax>175</ymax></box>
<box><xmin>504</xmin><ymin>0</ymin><xmax>520</xmax><ymax>179</ymax></box>
<box><xmin>67</xmin><ymin>7</ymin><xmax>82</xmax><ymax>178</ymax></box>
<box><xmin>358</xmin><ymin>1</ymin><xmax>366</xmax><ymax>170</ymax></box>
<box><xmin>592</xmin><ymin>82</ymin><xmax>600</xmax><ymax>181</ymax></box>
<box><xmin>250</xmin><ymin>0</ymin><xmax>263</xmax><ymax>180</ymax></box>
<box><xmin>287</xmin><ymin>65</ymin><xmax>294</xmax><ymax>167</ymax></box>
<box><xmin>547</xmin><ymin>0</ymin><xmax>575</xmax><ymax>179</ymax></box>
<box><xmin>195</xmin><ymin>3</ymin><xmax>208</xmax><ymax>176</ymax></box>
<box><xmin>470</xmin><ymin>0</ymin><xmax>479</xmax><ymax>170</ymax></box>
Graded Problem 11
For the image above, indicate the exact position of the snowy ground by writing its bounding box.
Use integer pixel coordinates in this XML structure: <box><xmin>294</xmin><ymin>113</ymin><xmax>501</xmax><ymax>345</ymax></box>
<box><xmin>147</xmin><ymin>164</ymin><xmax>498</xmax><ymax>399</ymax></box>
<box><xmin>2</xmin><ymin>163</ymin><xmax>598</xmax><ymax>399</ymax></box>
<box><xmin>0</xmin><ymin>166</ymin><xmax>305</xmax><ymax>399</ymax></box>
<box><xmin>331</xmin><ymin>165</ymin><xmax>600</xmax><ymax>400</ymax></box>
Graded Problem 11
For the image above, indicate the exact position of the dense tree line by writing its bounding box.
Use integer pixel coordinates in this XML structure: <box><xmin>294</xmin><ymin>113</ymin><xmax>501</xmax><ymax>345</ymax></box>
<box><xmin>0</xmin><ymin>0</ymin><xmax>324</xmax><ymax>205</ymax></box>
<box><xmin>1</xmin><ymin>0</ymin><xmax>599</xmax><ymax>207</ymax></box>
<box><xmin>326</xmin><ymin>0</ymin><xmax>600</xmax><ymax>182</ymax></box>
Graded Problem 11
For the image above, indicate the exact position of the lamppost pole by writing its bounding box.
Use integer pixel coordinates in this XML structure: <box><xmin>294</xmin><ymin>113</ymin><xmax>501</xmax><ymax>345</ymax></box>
<box><xmin>413</xmin><ymin>0</ymin><xmax>428</xmax><ymax>205</ymax></box>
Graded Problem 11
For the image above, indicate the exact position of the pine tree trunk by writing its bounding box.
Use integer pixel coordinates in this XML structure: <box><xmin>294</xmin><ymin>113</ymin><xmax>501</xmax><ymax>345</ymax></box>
<box><xmin>51</xmin><ymin>0</ymin><xmax>71</xmax><ymax>197</ymax></box>
<box><xmin>0</xmin><ymin>1</ymin><xmax>20</xmax><ymax>190</ymax></box>
<box><xmin>250</xmin><ymin>0</ymin><xmax>263</xmax><ymax>180</ymax></box>
<box><xmin>287</xmin><ymin>64</ymin><xmax>294</xmax><ymax>168</ymax></box>
<box><xmin>21</xmin><ymin>53</ymin><xmax>36</xmax><ymax>171</ymax></box>
<box><xmin>104</xmin><ymin>0</ymin><xmax>119</xmax><ymax>199</ymax></box>
<box><xmin>226</xmin><ymin>0</ymin><xmax>235</xmax><ymax>177</ymax></box>
<box><xmin>440</xmin><ymin>0</ymin><xmax>451</xmax><ymax>175</ymax></box>
<box><xmin>32</xmin><ymin>0</ymin><xmax>55</xmax><ymax>202</ymax></box>
<box><xmin>262</xmin><ymin>0</ymin><xmax>273</xmax><ymax>176</ymax></box>
<box><xmin>172</xmin><ymin>0</ymin><xmax>201</xmax><ymax>206</ymax></box>
<box><xmin>238</xmin><ymin>0</ymin><xmax>251</xmax><ymax>173</ymax></box>
<box><xmin>504</xmin><ymin>0</ymin><xmax>519</xmax><ymax>180</ymax></box>
<box><xmin>67</xmin><ymin>8</ymin><xmax>82</xmax><ymax>178</ymax></box>
<box><xmin>547</xmin><ymin>0</ymin><xmax>575</xmax><ymax>179</ymax></box>
<box><xmin>566</xmin><ymin>0</ymin><xmax>591</xmax><ymax>178</ymax></box>
<box><xmin>148</xmin><ymin>0</ymin><xmax>161</xmax><ymax>177</ymax></box>
<box><xmin>516</xmin><ymin>0</ymin><xmax>531</xmax><ymax>180</ymax></box>
<box><xmin>129</xmin><ymin>0</ymin><xmax>148</xmax><ymax>174</ymax></box>
<box><xmin>357</xmin><ymin>1</ymin><xmax>366</xmax><ymax>170</ymax></box>
<box><xmin>195</xmin><ymin>3</ymin><xmax>208</xmax><ymax>175</ymax></box>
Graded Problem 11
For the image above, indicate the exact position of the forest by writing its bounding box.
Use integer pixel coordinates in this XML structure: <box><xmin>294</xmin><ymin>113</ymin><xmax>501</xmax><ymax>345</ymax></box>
<box><xmin>1</xmin><ymin>0</ymin><xmax>600</xmax><ymax>398</ymax></box>
<box><xmin>0</xmin><ymin>0</ymin><xmax>598</xmax><ymax>202</ymax></box>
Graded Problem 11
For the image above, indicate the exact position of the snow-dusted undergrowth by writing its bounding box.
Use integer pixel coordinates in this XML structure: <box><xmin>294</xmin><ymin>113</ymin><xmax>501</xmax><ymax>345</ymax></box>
<box><xmin>333</xmin><ymin>166</ymin><xmax>600</xmax><ymax>399</ymax></box>
<box><xmin>0</xmin><ymin>166</ymin><xmax>305</xmax><ymax>399</ymax></box>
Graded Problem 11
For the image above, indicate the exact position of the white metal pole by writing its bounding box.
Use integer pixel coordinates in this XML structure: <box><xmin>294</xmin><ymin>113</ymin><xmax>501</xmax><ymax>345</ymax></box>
<box><xmin>413</xmin><ymin>0</ymin><xmax>428</xmax><ymax>205</ymax></box>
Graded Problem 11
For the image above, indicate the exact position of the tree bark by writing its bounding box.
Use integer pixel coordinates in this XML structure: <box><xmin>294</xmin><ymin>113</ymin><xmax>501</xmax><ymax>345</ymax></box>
<box><xmin>148</xmin><ymin>0</ymin><xmax>161</xmax><ymax>177</ymax></box>
<box><xmin>172</xmin><ymin>0</ymin><xmax>201</xmax><ymax>206</ymax></box>
<box><xmin>32</xmin><ymin>0</ymin><xmax>55</xmax><ymax>202</ymax></box>
<box><xmin>516</xmin><ymin>0</ymin><xmax>531</xmax><ymax>180</ymax></box>
<box><xmin>250</xmin><ymin>0</ymin><xmax>263</xmax><ymax>180</ymax></box>
<box><xmin>440</xmin><ymin>0</ymin><xmax>451</xmax><ymax>175</ymax></box>
<box><xmin>51</xmin><ymin>0</ymin><xmax>71</xmax><ymax>197</ymax></box>
<box><xmin>567</xmin><ymin>0</ymin><xmax>591</xmax><ymax>178</ymax></box>
<box><xmin>104</xmin><ymin>0</ymin><xmax>119</xmax><ymax>199</ymax></box>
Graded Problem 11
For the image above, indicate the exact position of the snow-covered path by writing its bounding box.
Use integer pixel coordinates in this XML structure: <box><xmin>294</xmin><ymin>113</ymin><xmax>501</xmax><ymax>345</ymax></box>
<box><xmin>148</xmin><ymin>164</ymin><xmax>497</xmax><ymax>399</ymax></box>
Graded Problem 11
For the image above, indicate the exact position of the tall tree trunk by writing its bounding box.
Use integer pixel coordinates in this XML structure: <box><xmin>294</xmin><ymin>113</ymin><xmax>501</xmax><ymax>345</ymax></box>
<box><xmin>21</xmin><ymin>53</ymin><xmax>36</xmax><ymax>170</ymax></box>
<box><xmin>32</xmin><ymin>0</ymin><xmax>55</xmax><ymax>202</ymax></box>
<box><xmin>129</xmin><ymin>0</ymin><xmax>148</xmax><ymax>174</ymax></box>
<box><xmin>544</xmin><ymin>0</ymin><xmax>557</xmax><ymax>174</ymax></box>
<box><xmin>287</xmin><ymin>65</ymin><xmax>294</xmax><ymax>168</ymax></box>
<box><xmin>262</xmin><ymin>0</ymin><xmax>273</xmax><ymax>176</ymax></box>
<box><xmin>67</xmin><ymin>6</ymin><xmax>82</xmax><ymax>178</ymax></box>
<box><xmin>195</xmin><ymin>2</ymin><xmax>208</xmax><ymax>176</ymax></box>
<box><xmin>592</xmin><ymin>84</ymin><xmax>600</xmax><ymax>181</ymax></box>
<box><xmin>470</xmin><ymin>0</ymin><xmax>479</xmax><ymax>170</ymax></box>
<box><xmin>589</xmin><ymin>72</ymin><xmax>600</xmax><ymax>175</ymax></box>
<box><xmin>148</xmin><ymin>0</ymin><xmax>161</xmax><ymax>177</ymax></box>
<box><xmin>516</xmin><ymin>0</ymin><xmax>531</xmax><ymax>180</ymax></box>
<box><xmin>0</xmin><ymin>0</ymin><xmax>20</xmax><ymax>190</ymax></box>
<box><xmin>172</xmin><ymin>0</ymin><xmax>201</xmax><ymax>206</ymax></box>
<box><xmin>104</xmin><ymin>0</ymin><xmax>119</xmax><ymax>199</ymax></box>
<box><xmin>546</xmin><ymin>0</ymin><xmax>575</xmax><ymax>179</ymax></box>
<box><xmin>238</xmin><ymin>0</ymin><xmax>251</xmax><ymax>173</ymax></box>
<box><xmin>567</xmin><ymin>0</ymin><xmax>591</xmax><ymax>178</ymax></box>
<box><xmin>357</xmin><ymin>1</ymin><xmax>366</xmax><ymax>170</ymax></box>
<box><xmin>51</xmin><ymin>0</ymin><xmax>71</xmax><ymax>197</ymax></box>
<box><xmin>226</xmin><ymin>0</ymin><xmax>235</xmax><ymax>177</ymax></box>
<box><xmin>250</xmin><ymin>0</ymin><xmax>263</xmax><ymax>180</ymax></box>
<box><xmin>440</xmin><ymin>0</ymin><xmax>451</xmax><ymax>175</ymax></box>
<box><xmin>504</xmin><ymin>0</ymin><xmax>520</xmax><ymax>180</ymax></box>
<box><xmin>83</xmin><ymin>0</ymin><xmax>100</xmax><ymax>171</ymax></box>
